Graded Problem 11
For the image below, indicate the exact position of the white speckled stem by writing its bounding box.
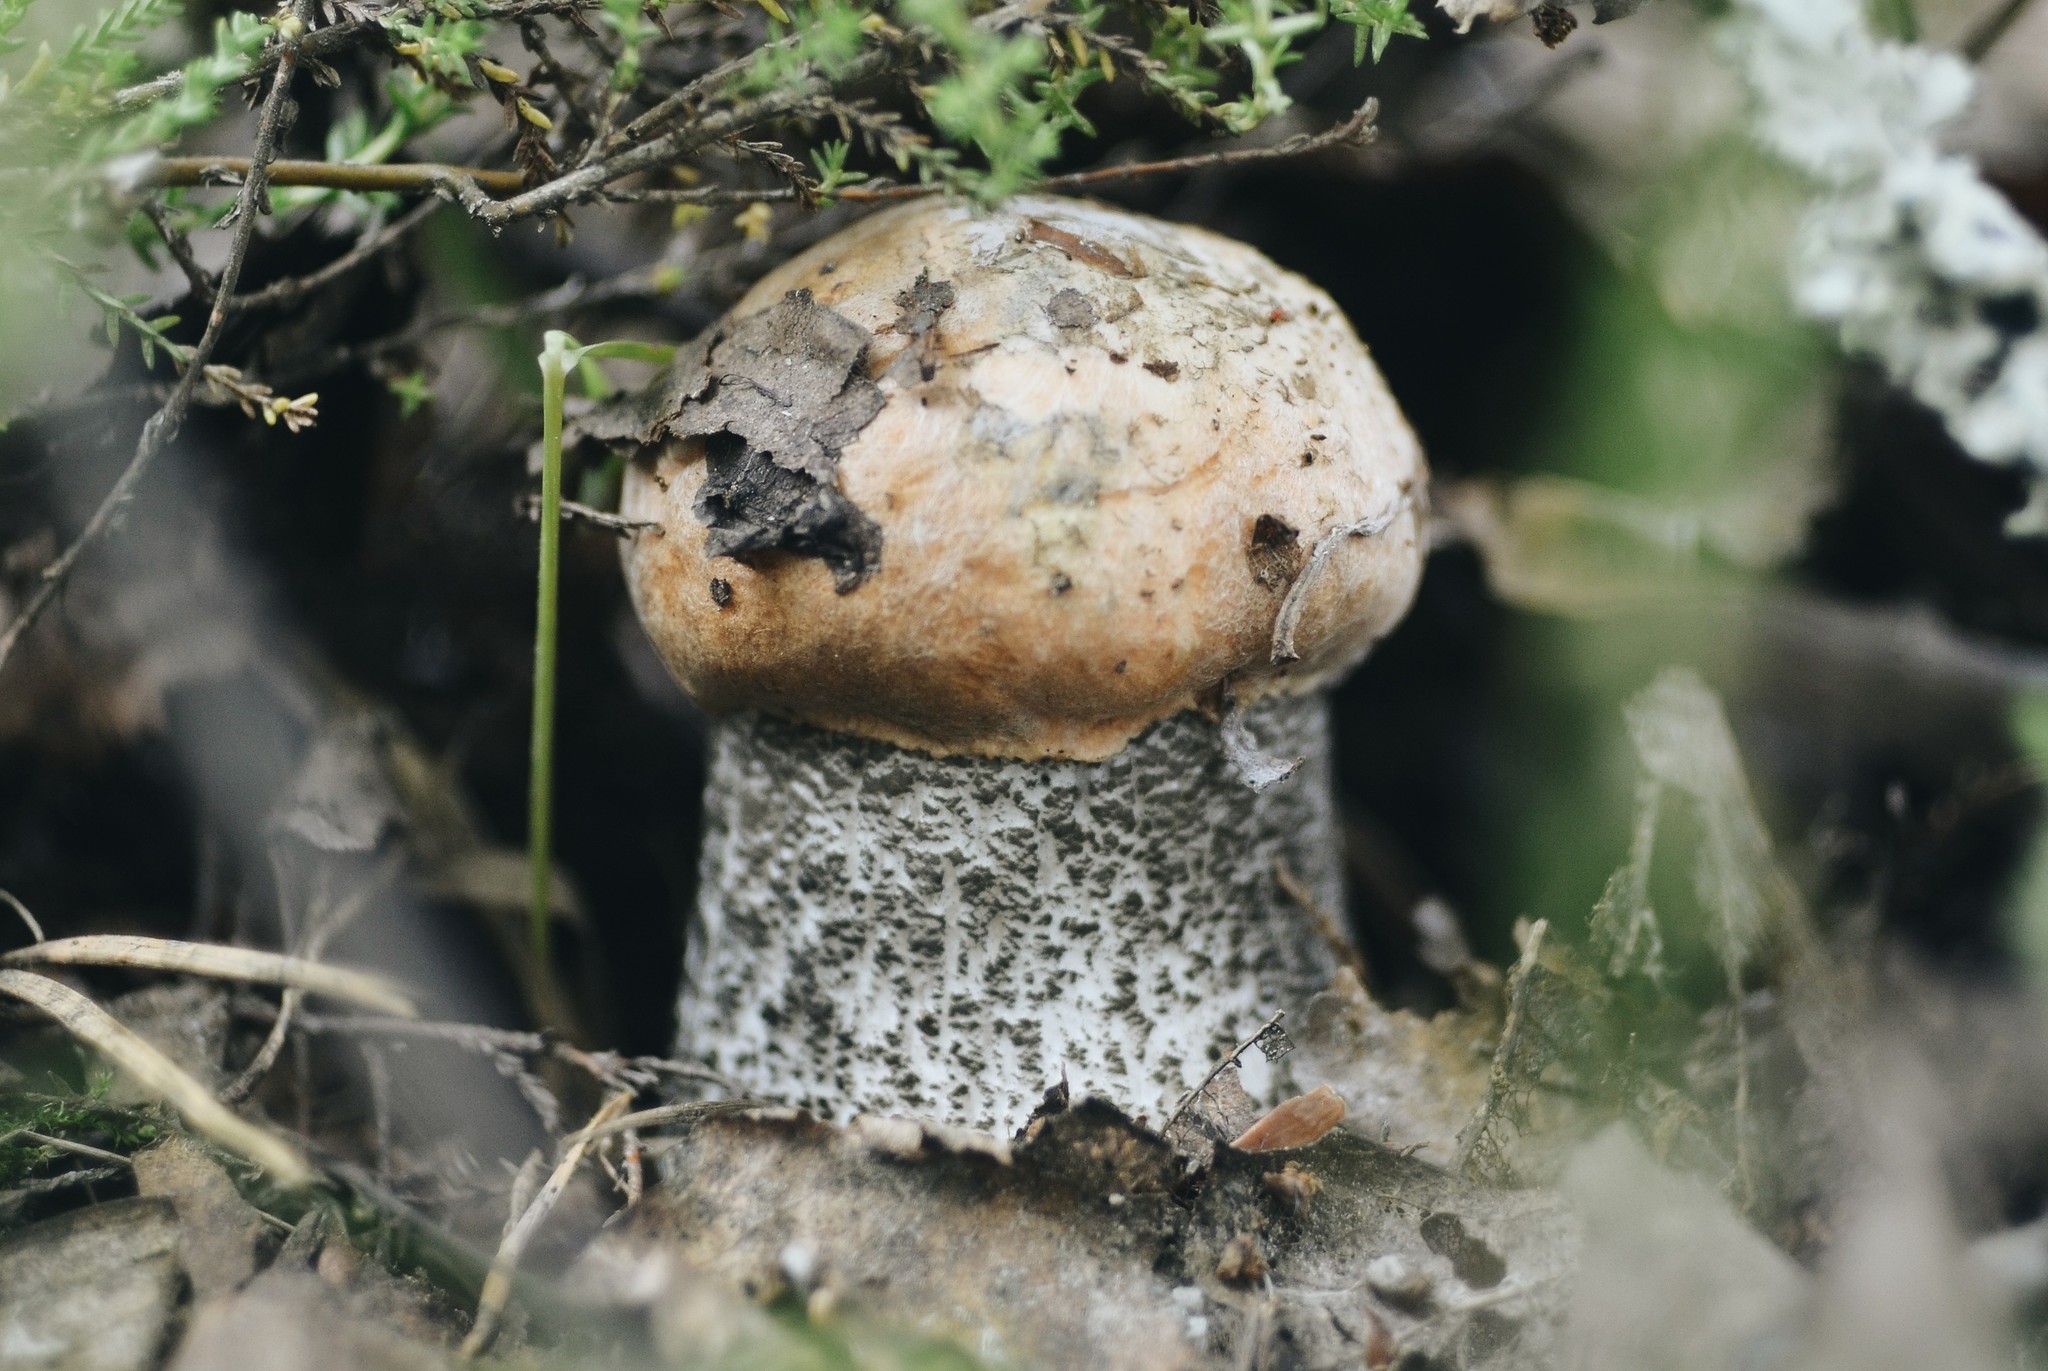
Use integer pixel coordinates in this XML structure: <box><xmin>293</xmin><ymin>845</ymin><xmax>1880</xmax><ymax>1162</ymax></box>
<box><xmin>680</xmin><ymin>695</ymin><xmax>1345</xmax><ymax>1135</ymax></box>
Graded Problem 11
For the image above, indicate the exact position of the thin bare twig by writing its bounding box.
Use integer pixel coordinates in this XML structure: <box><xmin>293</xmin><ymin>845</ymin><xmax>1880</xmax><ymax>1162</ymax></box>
<box><xmin>472</xmin><ymin>49</ymin><xmax>894</xmax><ymax>227</ymax></box>
<box><xmin>459</xmin><ymin>1089</ymin><xmax>634</xmax><ymax>1360</ymax></box>
<box><xmin>619</xmin><ymin>1128</ymin><xmax>644</xmax><ymax>1208</ymax></box>
<box><xmin>4</xmin><ymin>1165</ymin><xmax>125</xmax><ymax>1197</ymax></box>
<box><xmin>1270</xmin><ymin>499</ymin><xmax>1410</xmax><ymax>665</ymax></box>
<box><xmin>143</xmin><ymin>202</ymin><xmax>212</xmax><ymax>300</ymax></box>
<box><xmin>599</xmin><ymin>182</ymin><xmax>822</xmax><ymax>205</ymax></box>
<box><xmin>5</xmin><ymin>1129</ymin><xmax>136</xmax><ymax>1169</ymax></box>
<box><xmin>1040</xmin><ymin>99</ymin><xmax>1378</xmax><ymax>190</ymax></box>
<box><xmin>503</xmin><ymin>1149</ymin><xmax>546</xmax><ymax>1236</ymax></box>
<box><xmin>518</xmin><ymin>19</ymin><xmax>602</xmax><ymax>147</ymax></box>
<box><xmin>516</xmin><ymin>492</ymin><xmax>660</xmax><ymax>536</ymax></box>
<box><xmin>1164</xmin><ymin>1011</ymin><xmax>1290</xmax><ymax>1137</ymax></box>
<box><xmin>273</xmin><ymin>1009</ymin><xmax>546</xmax><ymax>1054</ymax></box>
<box><xmin>239</xmin><ymin>1003</ymin><xmax>736</xmax><ymax>1089</ymax></box>
<box><xmin>221</xmin><ymin>992</ymin><xmax>297</xmax><ymax>1106</ymax></box>
<box><xmin>360</xmin><ymin>1042</ymin><xmax>394</xmax><ymax>1183</ymax></box>
<box><xmin>119</xmin><ymin>98</ymin><xmax>1376</xmax><ymax>232</ymax></box>
<box><xmin>107</xmin><ymin>70</ymin><xmax>186</xmax><ymax>116</ymax></box>
<box><xmin>560</xmin><ymin>1098</ymin><xmax>783</xmax><ymax>1147</ymax></box>
<box><xmin>605</xmin><ymin>25</ymin><xmax>825</xmax><ymax>152</ymax></box>
<box><xmin>0</xmin><ymin>35</ymin><xmax>304</xmax><ymax>680</ymax></box>
<box><xmin>192</xmin><ymin>99</ymin><xmax>1379</xmax><ymax>212</ymax></box>
<box><xmin>104</xmin><ymin>16</ymin><xmax>380</xmax><ymax>115</ymax></box>
<box><xmin>220</xmin><ymin>855</ymin><xmax>396</xmax><ymax>1105</ymax></box>
<box><xmin>795</xmin><ymin>98</ymin><xmax>1379</xmax><ymax>204</ymax></box>
<box><xmin>229</xmin><ymin>198</ymin><xmax>441</xmax><ymax>312</ymax></box>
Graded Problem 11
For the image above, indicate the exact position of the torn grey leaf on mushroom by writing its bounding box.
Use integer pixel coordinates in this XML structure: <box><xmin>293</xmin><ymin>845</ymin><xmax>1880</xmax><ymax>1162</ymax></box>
<box><xmin>611</xmin><ymin>196</ymin><xmax>1430</xmax><ymax>1133</ymax></box>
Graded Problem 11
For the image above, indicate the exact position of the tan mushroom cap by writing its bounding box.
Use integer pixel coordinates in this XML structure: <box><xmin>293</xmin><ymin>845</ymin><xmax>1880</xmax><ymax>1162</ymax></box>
<box><xmin>621</xmin><ymin>195</ymin><xmax>1428</xmax><ymax>762</ymax></box>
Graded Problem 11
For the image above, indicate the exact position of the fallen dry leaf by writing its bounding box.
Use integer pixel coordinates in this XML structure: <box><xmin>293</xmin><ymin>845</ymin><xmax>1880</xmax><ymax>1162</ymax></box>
<box><xmin>1231</xmin><ymin>1084</ymin><xmax>1346</xmax><ymax>1152</ymax></box>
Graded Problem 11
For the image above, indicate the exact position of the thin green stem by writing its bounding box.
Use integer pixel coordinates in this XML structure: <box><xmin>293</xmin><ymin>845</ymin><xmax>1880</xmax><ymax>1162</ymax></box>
<box><xmin>529</xmin><ymin>331</ymin><xmax>574</xmax><ymax>975</ymax></box>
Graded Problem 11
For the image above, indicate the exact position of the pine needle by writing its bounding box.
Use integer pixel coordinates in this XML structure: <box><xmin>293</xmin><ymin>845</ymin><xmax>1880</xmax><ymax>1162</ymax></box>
<box><xmin>5</xmin><ymin>935</ymin><xmax>416</xmax><ymax>1016</ymax></box>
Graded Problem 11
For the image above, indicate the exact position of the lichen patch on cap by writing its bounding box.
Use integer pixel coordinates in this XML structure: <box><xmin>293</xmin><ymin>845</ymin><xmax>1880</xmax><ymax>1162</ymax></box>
<box><xmin>619</xmin><ymin>195</ymin><xmax>1429</xmax><ymax>761</ymax></box>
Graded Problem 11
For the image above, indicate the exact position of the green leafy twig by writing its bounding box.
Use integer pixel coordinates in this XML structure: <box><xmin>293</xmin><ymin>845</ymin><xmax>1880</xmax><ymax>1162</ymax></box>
<box><xmin>1333</xmin><ymin>0</ymin><xmax>1428</xmax><ymax>64</ymax></box>
<box><xmin>0</xmin><ymin>27</ymin><xmax>304</xmax><ymax>679</ymax></box>
<box><xmin>612</xmin><ymin>98</ymin><xmax>1380</xmax><ymax>205</ymax></box>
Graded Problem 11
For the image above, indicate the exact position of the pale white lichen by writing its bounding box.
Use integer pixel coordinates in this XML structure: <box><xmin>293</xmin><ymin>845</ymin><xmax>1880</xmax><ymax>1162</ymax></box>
<box><xmin>1725</xmin><ymin>0</ymin><xmax>2048</xmax><ymax>533</ymax></box>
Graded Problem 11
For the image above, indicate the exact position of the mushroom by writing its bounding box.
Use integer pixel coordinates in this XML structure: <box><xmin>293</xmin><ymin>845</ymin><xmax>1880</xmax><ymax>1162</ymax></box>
<box><xmin>615</xmin><ymin>196</ymin><xmax>1426</xmax><ymax>1135</ymax></box>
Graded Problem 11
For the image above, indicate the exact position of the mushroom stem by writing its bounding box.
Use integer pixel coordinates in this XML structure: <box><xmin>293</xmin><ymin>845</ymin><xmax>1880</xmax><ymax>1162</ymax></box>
<box><xmin>681</xmin><ymin>694</ymin><xmax>1344</xmax><ymax>1135</ymax></box>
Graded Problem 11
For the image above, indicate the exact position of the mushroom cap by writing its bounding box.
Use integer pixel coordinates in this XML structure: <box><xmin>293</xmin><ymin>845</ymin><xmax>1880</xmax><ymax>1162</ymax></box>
<box><xmin>620</xmin><ymin>195</ymin><xmax>1427</xmax><ymax>762</ymax></box>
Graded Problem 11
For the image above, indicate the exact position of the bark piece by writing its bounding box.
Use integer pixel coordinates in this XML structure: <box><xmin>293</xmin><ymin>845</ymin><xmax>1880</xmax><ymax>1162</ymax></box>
<box><xmin>0</xmin><ymin>1197</ymin><xmax>182</xmax><ymax>1371</ymax></box>
<box><xmin>643</xmin><ymin>288</ymin><xmax>884</xmax><ymax>479</ymax></box>
<box><xmin>133</xmin><ymin>1135</ymin><xmax>270</xmax><ymax>1302</ymax></box>
<box><xmin>168</xmin><ymin>1270</ymin><xmax>454</xmax><ymax>1371</ymax></box>
<box><xmin>680</xmin><ymin>695</ymin><xmax>1345</xmax><ymax>1133</ymax></box>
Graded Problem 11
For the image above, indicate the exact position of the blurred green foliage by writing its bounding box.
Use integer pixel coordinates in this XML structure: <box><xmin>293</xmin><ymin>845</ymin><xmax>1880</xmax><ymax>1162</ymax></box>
<box><xmin>0</xmin><ymin>1075</ymin><xmax>159</xmax><ymax>1190</ymax></box>
<box><xmin>0</xmin><ymin>2</ymin><xmax>264</xmax><ymax>420</ymax></box>
<box><xmin>1486</xmin><ymin>139</ymin><xmax>1832</xmax><ymax>979</ymax></box>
